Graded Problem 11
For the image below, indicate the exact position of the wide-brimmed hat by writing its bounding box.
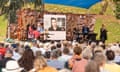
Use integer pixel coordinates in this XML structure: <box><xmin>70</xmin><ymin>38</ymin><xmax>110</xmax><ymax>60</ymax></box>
<box><xmin>2</xmin><ymin>60</ymin><xmax>23</xmax><ymax>72</ymax></box>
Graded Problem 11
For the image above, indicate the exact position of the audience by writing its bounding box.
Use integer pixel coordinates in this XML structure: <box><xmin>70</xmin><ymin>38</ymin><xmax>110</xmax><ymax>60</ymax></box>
<box><xmin>0</xmin><ymin>40</ymin><xmax>120</xmax><ymax>72</ymax></box>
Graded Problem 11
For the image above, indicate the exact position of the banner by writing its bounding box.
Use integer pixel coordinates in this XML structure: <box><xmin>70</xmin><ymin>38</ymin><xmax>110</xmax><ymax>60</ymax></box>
<box><xmin>44</xmin><ymin>14</ymin><xmax>66</xmax><ymax>40</ymax></box>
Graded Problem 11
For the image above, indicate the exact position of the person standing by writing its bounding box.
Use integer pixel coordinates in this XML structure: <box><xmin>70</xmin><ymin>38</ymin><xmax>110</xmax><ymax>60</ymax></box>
<box><xmin>82</xmin><ymin>24</ymin><xmax>90</xmax><ymax>40</ymax></box>
<box><xmin>100</xmin><ymin>24</ymin><xmax>108</xmax><ymax>43</ymax></box>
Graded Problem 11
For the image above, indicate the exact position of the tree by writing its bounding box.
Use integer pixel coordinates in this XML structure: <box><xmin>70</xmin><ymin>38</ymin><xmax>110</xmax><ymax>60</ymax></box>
<box><xmin>0</xmin><ymin>0</ymin><xmax>26</xmax><ymax>38</ymax></box>
<box><xmin>113</xmin><ymin>0</ymin><xmax>120</xmax><ymax>19</ymax></box>
<box><xmin>0</xmin><ymin>0</ymin><xmax>43</xmax><ymax>23</ymax></box>
<box><xmin>99</xmin><ymin>0</ymin><xmax>109</xmax><ymax>15</ymax></box>
<box><xmin>34</xmin><ymin>0</ymin><xmax>44</xmax><ymax>12</ymax></box>
<box><xmin>0</xmin><ymin>0</ymin><xmax>25</xmax><ymax>38</ymax></box>
<box><xmin>0</xmin><ymin>0</ymin><xmax>24</xmax><ymax>23</ymax></box>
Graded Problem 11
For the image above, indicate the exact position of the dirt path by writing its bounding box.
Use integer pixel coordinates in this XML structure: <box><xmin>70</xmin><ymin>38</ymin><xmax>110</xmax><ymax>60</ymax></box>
<box><xmin>96</xmin><ymin>15</ymin><xmax>120</xmax><ymax>24</ymax></box>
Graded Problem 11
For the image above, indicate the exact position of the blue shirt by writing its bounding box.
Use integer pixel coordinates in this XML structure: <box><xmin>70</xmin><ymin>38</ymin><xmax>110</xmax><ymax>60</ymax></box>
<box><xmin>47</xmin><ymin>59</ymin><xmax>65</xmax><ymax>70</ymax></box>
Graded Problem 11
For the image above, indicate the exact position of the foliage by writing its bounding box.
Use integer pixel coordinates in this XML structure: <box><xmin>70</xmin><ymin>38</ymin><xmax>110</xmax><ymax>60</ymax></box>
<box><xmin>34</xmin><ymin>0</ymin><xmax>43</xmax><ymax>12</ymax></box>
<box><xmin>0</xmin><ymin>0</ymin><xmax>24</xmax><ymax>23</ymax></box>
<box><xmin>94</xmin><ymin>15</ymin><xmax>120</xmax><ymax>43</ymax></box>
<box><xmin>113</xmin><ymin>0</ymin><xmax>120</xmax><ymax>19</ymax></box>
<box><xmin>0</xmin><ymin>0</ymin><xmax>43</xmax><ymax>23</ymax></box>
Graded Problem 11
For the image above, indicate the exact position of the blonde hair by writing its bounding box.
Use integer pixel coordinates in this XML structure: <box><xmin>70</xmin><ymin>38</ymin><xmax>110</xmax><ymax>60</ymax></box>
<box><xmin>34</xmin><ymin>56</ymin><xmax>47</xmax><ymax>70</ymax></box>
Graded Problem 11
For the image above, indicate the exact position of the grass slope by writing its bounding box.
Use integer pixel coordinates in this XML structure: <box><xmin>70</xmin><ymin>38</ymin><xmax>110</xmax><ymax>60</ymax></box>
<box><xmin>45</xmin><ymin>3</ymin><xmax>114</xmax><ymax>15</ymax></box>
<box><xmin>0</xmin><ymin>15</ymin><xmax>7</xmax><ymax>41</ymax></box>
<box><xmin>95</xmin><ymin>15</ymin><xmax>120</xmax><ymax>43</ymax></box>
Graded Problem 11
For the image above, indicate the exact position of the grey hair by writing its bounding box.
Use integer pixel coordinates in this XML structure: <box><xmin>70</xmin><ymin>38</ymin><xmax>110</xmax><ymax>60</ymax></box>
<box><xmin>93</xmin><ymin>53</ymin><xmax>106</xmax><ymax>66</ymax></box>
<box><xmin>82</xmin><ymin>48</ymin><xmax>93</xmax><ymax>60</ymax></box>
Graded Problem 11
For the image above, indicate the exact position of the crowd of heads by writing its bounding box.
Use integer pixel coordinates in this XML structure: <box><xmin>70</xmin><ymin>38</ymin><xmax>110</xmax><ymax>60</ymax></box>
<box><xmin>0</xmin><ymin>40</ymin><xmax>120</xmax><ymax>72</ymax></box>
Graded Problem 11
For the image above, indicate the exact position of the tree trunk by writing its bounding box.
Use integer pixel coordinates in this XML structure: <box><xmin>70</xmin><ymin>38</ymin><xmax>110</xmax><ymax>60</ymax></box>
<box><xmin>99</xmin><ymin>1</ymin><xmax>108</xmax><ymax>15</ymax></box>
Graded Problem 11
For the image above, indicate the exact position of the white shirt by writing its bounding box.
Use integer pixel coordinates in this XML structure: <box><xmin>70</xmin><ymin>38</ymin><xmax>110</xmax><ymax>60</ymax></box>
<box><xmin>12</xmin><ymin>51</ymin><xmax>21</xmax><ymax>61</ymax></box>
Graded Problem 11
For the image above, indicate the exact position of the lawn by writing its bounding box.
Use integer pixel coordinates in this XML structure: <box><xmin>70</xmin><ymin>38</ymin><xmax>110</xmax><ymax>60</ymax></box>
<box><xmin>0</xmin><ymin>2</ymin><xmax>120</xmax><ymax>43</ymax></box>
<box><xmin>94</xmin><ymin>15</ymin><xmax>120</xmax><ymax>43</ymax></box>
<box><xmin>0</xmin><ymin>15</ymin><xmax>7</xmax><ymax>41</ymax></box>
<box><xmin>45</xmin><ymin>2</ymin><xmax>114</xmax><ymax>15</ymax></box>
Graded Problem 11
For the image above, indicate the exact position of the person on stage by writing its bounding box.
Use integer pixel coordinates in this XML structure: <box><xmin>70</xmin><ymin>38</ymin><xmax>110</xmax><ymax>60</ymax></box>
<box><xmin>100</xmin><ymin>24</ymin><xmax>108</xmax><ymax>43</ymax></box>
<box><xmin>82</xmin><ymin>24</ymin><xmax>90</xmax><ymax>40</ymax></box>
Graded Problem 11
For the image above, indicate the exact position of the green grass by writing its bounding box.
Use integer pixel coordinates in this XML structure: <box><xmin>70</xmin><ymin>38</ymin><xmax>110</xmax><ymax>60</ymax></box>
<box><xmin>0</xmin><ymin>15</ymin><xmax>7</xmax><ymax>41</ymax></box>
<box><xmin>45</xmin><ymin>4</ymin><xmax>87</xmax><ymax>14</ymax></box>
<box><xmin>45</xmin><ymin>2</ymin><xmax>114</xmax><ymax>15</ymax></box>
<box><xmin>94</xmin><ymin>16</ymin><xmax>120</xmax><ymax>43</ymax></box>
<box><xmin>107</xmin><ymin>22</ymin><xmax>120</xmax><ymax>43</ymax></box>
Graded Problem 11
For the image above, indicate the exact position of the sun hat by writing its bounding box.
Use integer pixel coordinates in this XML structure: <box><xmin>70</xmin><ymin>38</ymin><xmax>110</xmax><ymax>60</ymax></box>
<box><xmin>2</xmin><ymin>60</ymin><xmax>23</xmax><ymax>72</ymax></box>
